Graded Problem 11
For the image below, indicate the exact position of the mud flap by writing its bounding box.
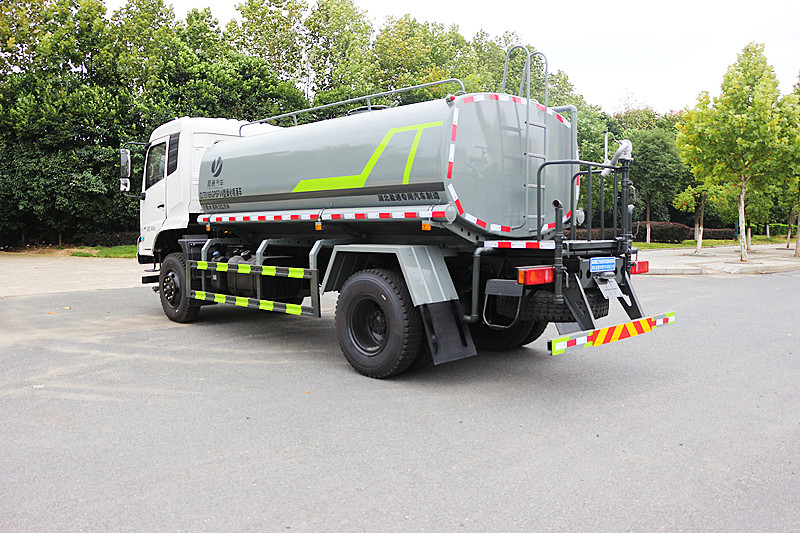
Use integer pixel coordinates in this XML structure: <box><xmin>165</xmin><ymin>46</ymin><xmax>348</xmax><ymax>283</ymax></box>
<box><xmin>419</xmin><ymin>300</ymin><xmax>476</xmax><ymax>365</ymax></box>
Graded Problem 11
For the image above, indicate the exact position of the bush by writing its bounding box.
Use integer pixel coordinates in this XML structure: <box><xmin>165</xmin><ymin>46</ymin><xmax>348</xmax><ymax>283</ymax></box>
<box><xmin>632</xmin><ymin>221</ymin><xmax>692</xmax><ymax>243</ymax></box>
<box><xmin>769</xmin><ymin>224</ymin><xmax>798</xmax><ymax>236</ymax></box>
<box><xmin>701</xmin><ymin>227</ymin><xmax>735</xmax><ymax>240</ymax></box>
<box><xmin>75</xmin><ymin>231</ymin><xmax>139</xmax><ymax>247</ymax></box>
<box><xmin>567</xmin><ymin>228</ymin><xmax>619</xmax><ymax>240</ymax></box>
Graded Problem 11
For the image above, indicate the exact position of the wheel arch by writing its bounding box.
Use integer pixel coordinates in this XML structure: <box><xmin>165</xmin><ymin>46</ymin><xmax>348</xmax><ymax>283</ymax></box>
<box><xmin>321</xmin><ymin>244</ymin><xmax>459</xmax><ymax>307</ymax></box>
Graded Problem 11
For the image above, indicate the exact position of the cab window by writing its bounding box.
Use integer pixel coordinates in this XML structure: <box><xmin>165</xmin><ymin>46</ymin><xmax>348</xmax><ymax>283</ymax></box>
<box><xmin>144</xmin><ymin>142</ymin><xmax>166</xmax><ymax>190</ymax></box>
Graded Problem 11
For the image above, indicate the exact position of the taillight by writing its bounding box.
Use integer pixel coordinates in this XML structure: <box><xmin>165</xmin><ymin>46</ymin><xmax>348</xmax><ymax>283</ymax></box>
<box><xmin>517</xmin><ymin>266</ymin><xmax>555</xmax><ymax>285</ymax></box>
<box><xmin>631</xmin><ymin>261</ymin><xmax>649</xmax><ymax>274</ymax></box>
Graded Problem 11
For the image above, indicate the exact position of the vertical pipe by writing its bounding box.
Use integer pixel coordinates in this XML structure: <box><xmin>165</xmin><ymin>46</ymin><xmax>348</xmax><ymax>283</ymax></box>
<box><xmin>600</xmin><ymin>174</ymin><xmax>605</xmax><ymax>239</ymax></box>
<box><xmin>586</xmin><ymin>167</ymin><xmax>593</xmax><ymax>241</ymax></box>
<box><xmin>613</xmin><ymin>172</ymin><xmax>618</xmax><ymax>238</ymax></box>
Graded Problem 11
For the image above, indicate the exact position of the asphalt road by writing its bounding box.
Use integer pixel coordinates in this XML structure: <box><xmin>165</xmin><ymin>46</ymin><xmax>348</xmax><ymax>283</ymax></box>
<box><xmin>2</xmin><ymin>270</ymin><xmax>799</xmax><ymax>531</ymax></box>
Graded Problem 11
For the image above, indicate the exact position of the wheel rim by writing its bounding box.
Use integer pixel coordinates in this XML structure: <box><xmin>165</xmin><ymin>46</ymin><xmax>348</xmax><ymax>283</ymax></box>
<box><xmin>349</xmin><ymin>297</ymin><xmax>388</xmax><ymax>356</ymax></box>
<box><xmin>162</xmin><ymin>270</ymin><xmax>181</xmax><ymax>308</ymax></box>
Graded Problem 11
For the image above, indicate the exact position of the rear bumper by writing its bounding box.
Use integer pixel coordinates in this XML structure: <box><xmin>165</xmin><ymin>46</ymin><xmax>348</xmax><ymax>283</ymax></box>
<box><xmin>547</xmin><ymin>312</ymin><xmax>675</xmax><ymax>355</ymax></box>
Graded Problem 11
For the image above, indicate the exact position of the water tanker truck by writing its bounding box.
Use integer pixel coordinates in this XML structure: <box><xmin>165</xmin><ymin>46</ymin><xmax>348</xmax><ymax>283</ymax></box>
<box><xmin>120</xmin><ymin>49</ymin><xmax>674</xmax><ymax>378</ymax></box>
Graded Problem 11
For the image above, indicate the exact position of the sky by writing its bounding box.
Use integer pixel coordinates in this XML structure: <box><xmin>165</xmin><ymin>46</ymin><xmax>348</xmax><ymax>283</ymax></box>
<box><xmin>105</xmin><ymin>0</ymin><xmax>800</xmax><ymax>114</ymax></box>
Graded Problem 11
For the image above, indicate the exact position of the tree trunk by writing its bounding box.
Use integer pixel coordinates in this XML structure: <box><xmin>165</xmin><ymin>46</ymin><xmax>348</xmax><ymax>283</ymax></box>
<box><xmin>766</xmin><ymin>222</ymin><xmax>770</xmax><ymax>238</ymax></box>
<box><xmin>646</xmin><ymin>197</ymin><xmax>651</xmax><ymax>244</ymax></box>
<box><xmin>738</xmin><ymin>181</ymin><xmax>748</xmax><ymax>261</ymax></box>
<box><xmin>787</xmin><ymin>208</ymin><xmax>794</xmax><ymax>249</ymax></box>
<box><xmin>695</xmin><ymin>193</ymin><xmax>705</xmax><ymax>254</ymax></box>
<box><xmin>746</xmin><ymin>225</ymin><xmax>751</xmax><ymax>250</ymax></box>
<box><xmin>796</xmin><ymin>183</ymin><xmax>800</xmax><ymax>258</ymax></box>
<box><xmin>693</xmin><ymin>204</ymin><xmax>700</xmax><ymax>241</ymax></box>
<box><xmin>58</xmin><ymin>231</ymin><xmax>63</xmax><ymax>248</ymax></box>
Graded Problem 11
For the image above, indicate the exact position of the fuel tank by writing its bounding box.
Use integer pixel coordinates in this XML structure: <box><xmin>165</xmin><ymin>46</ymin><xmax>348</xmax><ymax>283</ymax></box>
<box><xmin>198</xmin><ymin>93</ymin><xmax>576</xmax><ymax>239</ymax></box>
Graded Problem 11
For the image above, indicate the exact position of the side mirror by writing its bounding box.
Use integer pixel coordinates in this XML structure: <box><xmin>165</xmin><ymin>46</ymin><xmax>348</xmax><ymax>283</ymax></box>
<box><xmin>120</xmin><ymin>148</ymin><xmax>131</xmax><ymax>179</ymax></box>
<box><xmin>120</xmin><ymin>177</ymin><xmax>131</xmax><ymax>192</ymax></box>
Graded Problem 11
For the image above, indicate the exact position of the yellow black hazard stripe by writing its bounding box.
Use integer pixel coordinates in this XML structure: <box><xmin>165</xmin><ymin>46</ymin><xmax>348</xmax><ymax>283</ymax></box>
<box><xmin>193</xmin><ymin>260</ymin><xmax>311</xmax><ymax>279</ymax></box>
<box><xmin>548</xmin><ymin>312</ymin><xmax>675</xmax><ymax>355</ymax></box>
<box><xmin>190</xmin><ymin>290</ymin><xmax>314</xmax><ymax>317</ymax></box>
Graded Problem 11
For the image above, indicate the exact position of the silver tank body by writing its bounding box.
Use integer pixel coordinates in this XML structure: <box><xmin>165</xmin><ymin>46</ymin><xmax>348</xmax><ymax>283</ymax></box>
<box><xmin>199</xmin><ymin>93</ymin><xmax>576</xmax><ymax>239</ymax></box>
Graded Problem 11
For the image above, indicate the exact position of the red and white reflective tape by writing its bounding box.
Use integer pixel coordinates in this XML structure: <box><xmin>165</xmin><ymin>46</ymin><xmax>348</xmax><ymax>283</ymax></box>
<box><xmin>447</xmin><ymin>106</ymin><xmax>458</xmax><ymax>180</ymax></box>
<box><xmin>540</xmin><ymin>210</ymin><xmax>573</xmax><ymax>233</ymax></box>
<box><xmin>460</xmin><ymin>93</ymin><xmax>570</xmax><ymax>127</ymax></box>
<box><xmin>483</xmin><ymin>240</ymin><xmax>556</xmax><ymax>250</ymax></box>
<box><xmin>199</xmin><ymin>208</ymin><xmax>449</xmax><ymax>225</ymax></box>
<box><xmin>490</xmin><ymin>223</ymin><xmax>512</xmax><ymax>233</ymax></box>
<box><xmin>464</xmin><ymin>213</ymin><xmax>488</xmax><ymax>229</ymax></box>
<box><xmin>447</xmin><ymin>183</ymin><xmax>464</xmax><ymax>215</ymax></box>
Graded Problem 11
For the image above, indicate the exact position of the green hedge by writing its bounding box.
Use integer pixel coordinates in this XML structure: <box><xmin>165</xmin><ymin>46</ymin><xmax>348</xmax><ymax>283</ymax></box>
<box><xmin>769</xmin><ymin>224</ymin><xmax>798</xmax><ymax>236</ymax></box>
<box><xmin>633</xmin><ymin>222</ymin><xmax>692</xmax><ymax>243</ymax></box>
<box><xmin>701</xmin><ymin>228</ymin><xmax>735</xmax><ymax>240</ymax></box>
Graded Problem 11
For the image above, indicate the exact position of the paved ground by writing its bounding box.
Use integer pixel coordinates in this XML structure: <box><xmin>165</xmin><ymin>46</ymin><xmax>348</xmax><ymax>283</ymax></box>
<box><xmin>638</xmin><ymin>242</ymin><xmax>800</xmax><ymax>275</ymax></box>
<box><xmin>2</xmin><ymin>254</ymin><xmax>799</xmax><ymax>531</ymax></box>
<box><xmin>2</xmin><ymin>243</ymin><xmax>798</xmax><ymax>300</ymax></box>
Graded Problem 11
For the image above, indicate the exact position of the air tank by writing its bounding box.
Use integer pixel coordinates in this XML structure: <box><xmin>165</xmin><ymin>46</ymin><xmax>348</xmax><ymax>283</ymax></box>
<box><xmin>198</xmin><ymin>93</ymin><xmax>576</xmax><ymax>239</ymax></box>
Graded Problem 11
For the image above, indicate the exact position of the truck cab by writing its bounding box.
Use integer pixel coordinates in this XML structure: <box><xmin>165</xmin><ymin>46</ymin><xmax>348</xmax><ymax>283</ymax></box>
<box><xmin>133</xmin><ymin>117</ymin><xmax>278</xmax><ymax>264</ymax></box>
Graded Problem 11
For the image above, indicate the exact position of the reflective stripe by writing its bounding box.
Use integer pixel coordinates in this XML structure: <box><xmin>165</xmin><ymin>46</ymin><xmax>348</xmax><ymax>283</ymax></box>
<box><xmin>191</xmin><ymin>290</ymin><xmax>313</xmax><ymax>317</ymax></box>
<box><xmin>550</xmin><ymin>312</ymin><xmax>675</xmax><ymax>355</ymax></box>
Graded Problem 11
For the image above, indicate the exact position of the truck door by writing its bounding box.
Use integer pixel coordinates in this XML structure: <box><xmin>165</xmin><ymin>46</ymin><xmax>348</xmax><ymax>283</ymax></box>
<box><xmin>139</xmin><ymin>138</ymin><xmax>168</xmax><ymax>255</ymax></box>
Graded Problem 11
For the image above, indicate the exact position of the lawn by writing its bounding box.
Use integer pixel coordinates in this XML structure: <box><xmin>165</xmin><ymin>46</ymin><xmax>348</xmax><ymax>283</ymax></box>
<box><xmin>70</xmin><ymin>245</ymin><xmax>137</xmax><ymax>258</ymax></box>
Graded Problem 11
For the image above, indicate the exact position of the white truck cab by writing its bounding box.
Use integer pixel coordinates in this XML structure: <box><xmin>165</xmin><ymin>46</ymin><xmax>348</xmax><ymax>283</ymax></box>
<box><xmin>122</xmin><ymin>117</ymin><xmax>278</xmax><ymax>263</ymax></box>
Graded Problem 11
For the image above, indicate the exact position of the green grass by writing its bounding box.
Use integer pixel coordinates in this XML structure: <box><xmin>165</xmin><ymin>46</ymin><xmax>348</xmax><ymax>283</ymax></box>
<box><xmin>70</xmin><ymin>245</ymin><xmax>137</xmax><ymax>258</ymax></box>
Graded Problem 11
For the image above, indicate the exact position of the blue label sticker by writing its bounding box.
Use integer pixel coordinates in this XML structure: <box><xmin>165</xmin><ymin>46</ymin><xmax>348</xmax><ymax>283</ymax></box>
<box><xmin>590</xmin><ymin>257</ymin><xmax>616</xmax><ymax>273</ymax></box>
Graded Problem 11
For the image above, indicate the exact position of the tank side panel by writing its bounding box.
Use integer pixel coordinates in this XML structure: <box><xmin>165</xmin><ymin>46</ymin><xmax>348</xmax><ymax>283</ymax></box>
<box><xmin>199</xmin><ymin>101</ymin><xmax>448</xmax><ymax>213</ymax></box>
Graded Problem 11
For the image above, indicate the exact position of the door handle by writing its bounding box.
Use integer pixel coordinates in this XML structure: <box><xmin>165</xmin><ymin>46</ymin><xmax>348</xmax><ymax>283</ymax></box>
<box><xmin>157</xmin><ymin>204</ymin><xmax>165</xmax><ymax>209</ymax></box>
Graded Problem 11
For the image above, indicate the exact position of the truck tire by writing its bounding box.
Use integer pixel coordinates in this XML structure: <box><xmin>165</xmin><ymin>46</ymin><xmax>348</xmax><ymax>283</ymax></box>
<box><xmin>335</xmin><ymin>269</ymin><xmax>422</xmax><ymax>378</ymax></box>
<box><xmin>469</xmin><ymin>318</ymin><xmax>538</xmax><ymax>352</ymax></box>
<box><xmin>159</xmin><ymin>253</ymin><xmax>200</xmax><ymax>323</ymax></box>
<box><xmin>520</xmin><ymin>320</ymin><xmax>548</xmax><ymax>346</ymax></box>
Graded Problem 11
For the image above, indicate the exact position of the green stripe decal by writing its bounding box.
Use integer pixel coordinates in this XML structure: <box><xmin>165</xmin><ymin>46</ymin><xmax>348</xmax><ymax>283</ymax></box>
<box><xmin>288</xmin><ymin>268</ymin><xmax>304</xmax><ymax>279</ymax></box>
<box><xmin>238</xmin><ymin>264</ymin><xmax>251</xmax><ymax>275</ymax></box>
<box><xmin>195</xmin><ymin>291</ymin><xmax>206</xmax><ymax>300</ymax></box>
<box><xmin>235</xmin><ymin>296</ymin><xmax>248</xmax><ymax>307</ymax></box>
<box><xmin>216</xmin><ymin>263</ymin><xmax>228</xmax><ymax>272</ymax></box>
<box><xmin>292</xmin><ymin>121</ymin><xmax>443</xmax><ymax>193</ymax></box>
<box><xmin>285</xmin><ymin>304</ymin><xmax>302</xmax><ymax>315</ymax></box>
<box><xmin>263</xmin><ymin>266</ymin><xmax>277</xmax><ymax>276</ymax></box>
<box><xmin>259</xmin><ymin>300</ymin><xmax>274</xmax><ymax>311</ymax></box>
<box><xmin>214</xmin><ymin>293</ymin><xmax>226</xmax><ymax>303</ymax></box>
<box><xmin>197</xmin><ymin>261</ymin><xmax>208</xmax><ymax>270</ymax></box>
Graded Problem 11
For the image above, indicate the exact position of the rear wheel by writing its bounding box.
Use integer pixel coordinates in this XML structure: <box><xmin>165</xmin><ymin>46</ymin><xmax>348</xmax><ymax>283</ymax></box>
<box><xmin>520</xmin><ymin>321</ymin><xmax>548</xmax><ymax>346</ymax></box>
<box><xmin>469</xmin><ymin>318</ymin><xmax>538</xmax><ymax>352</ymax></box>
<box><xmin>159</xmin><ymin>253</ymin><xmax>200</xmax><ymax>323</ymax></box>
<box><xmin>335</xmin><ymin>269</ymin><xmax>422</xmax><ymax>378</ymax></box>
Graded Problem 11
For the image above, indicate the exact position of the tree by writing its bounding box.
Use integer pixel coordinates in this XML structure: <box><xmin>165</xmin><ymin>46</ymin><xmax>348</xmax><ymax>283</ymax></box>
<box><xmin>0</xmin><ymin>0</ymin><xmax>137</xmax><ymax>245</ymax></box>
<box><xmin>226</xmin><ymin>0</ymin><xmax>307</xmax><ymax>81</ymax></box>
<box><xmin>304</xmin><ymin>0</ymin><xmax>374</xmax><ymax>103</ymax></box>
<box><xmin>626</xmin><ymin>128</ymin><xmax>687</xmax><ymax>243</ymax></box>
<box><xmin>788</xmin><ymin>72</ymin><xmax>800</xmax><ymax>257</ymax></box>
<box><xmin>677</xmin><ymin>43</ymin><xmax>794</xmax><ymax>261</ymax></box>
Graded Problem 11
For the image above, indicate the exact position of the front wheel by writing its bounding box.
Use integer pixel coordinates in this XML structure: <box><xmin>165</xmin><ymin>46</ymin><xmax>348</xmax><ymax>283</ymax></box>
<box><xmin>159</xmin><ymin>253</ymin><xmax>200</xmax><ymax>323</ymax></box>
<box><xmin>335</xmin><ymin>269</ymin><xmax>422</xmax><ymax>378</ymax></box>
